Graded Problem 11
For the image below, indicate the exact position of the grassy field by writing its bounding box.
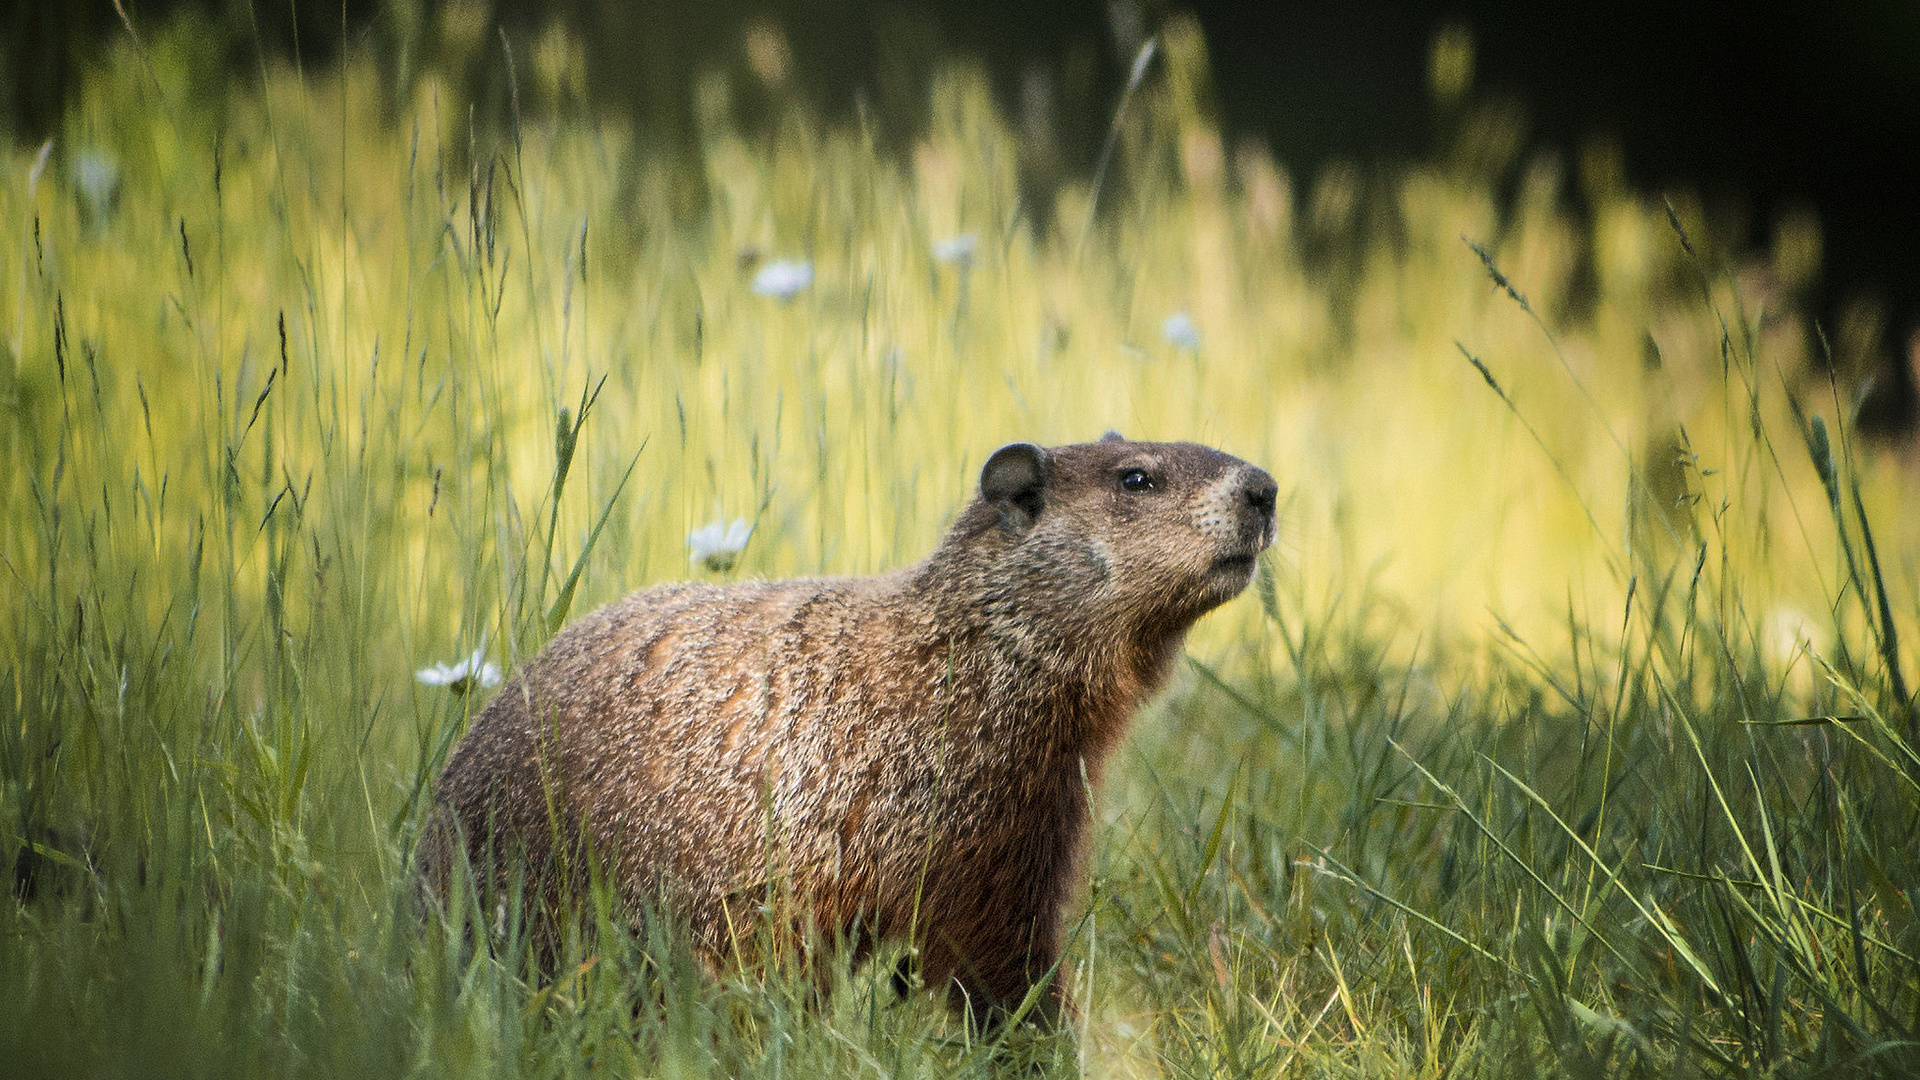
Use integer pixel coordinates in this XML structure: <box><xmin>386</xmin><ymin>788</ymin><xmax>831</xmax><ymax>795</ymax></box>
<box><xmin>3</xmin><ymin>17</ymin><xmax>1917</xmax><ymax>1078</ymax></box>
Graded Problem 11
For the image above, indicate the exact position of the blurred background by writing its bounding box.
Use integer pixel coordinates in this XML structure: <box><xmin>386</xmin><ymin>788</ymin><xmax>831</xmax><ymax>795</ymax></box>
<box><xmin>6</xmin><ymin>1</ymin><xmax>1917</xmax><ymax>433</ymax></box>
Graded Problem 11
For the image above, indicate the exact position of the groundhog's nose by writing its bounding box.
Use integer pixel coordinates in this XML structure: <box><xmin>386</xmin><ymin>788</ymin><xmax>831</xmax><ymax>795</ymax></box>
<box><xmin>1241</xmin><ymin>470</ymin><xmax>1278</xmax><ymax>519</ymax></box>
<box><xmin>1236</xmin><ymin>468</ymin><xmax>1278</xmax><ymax>550</ymax></box>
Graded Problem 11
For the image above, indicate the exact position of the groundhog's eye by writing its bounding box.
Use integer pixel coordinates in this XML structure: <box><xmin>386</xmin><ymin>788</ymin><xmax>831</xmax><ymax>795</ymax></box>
<box><xmin>1119</xmin><ymin>469</ymin><xmax>1156</xmax><ymax>493</ymax></box>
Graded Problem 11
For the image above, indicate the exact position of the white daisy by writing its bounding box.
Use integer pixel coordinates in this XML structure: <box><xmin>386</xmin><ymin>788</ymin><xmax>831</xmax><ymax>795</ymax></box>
<box><xmin>932</xmin><ymin>233</ymin><xmax>978</xmax><ymax>266</ymax></box>
<box><xmin>751</xmin><ymin>259</ymin><xmax>813</xmax><ymax>301</ymax></box>
<box><xmin>1162</xmin><ymin>310</ymin><xmax>1200</xmax><ymax>350</ymax></box>
<box><xmin>72</xmin><ymin>148</ymin><xmax>121</xmax><ymax>228</ymax></box>
<box><xmin>689</xmin><ymin>517</ymin><xmax>753</xmax><ymax>572</ymax></box>
<box><xmin>416</xmin><ymin>649</ymin><xmax>502</xmax><ymax>694</ymax></box>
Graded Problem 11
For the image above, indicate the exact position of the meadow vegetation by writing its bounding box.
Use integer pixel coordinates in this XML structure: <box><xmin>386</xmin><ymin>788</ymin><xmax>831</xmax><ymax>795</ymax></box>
<box><xmin>3</xmin><ymin>15</ymin><xmax>1917</xmax><ymax>1078</ymax></box>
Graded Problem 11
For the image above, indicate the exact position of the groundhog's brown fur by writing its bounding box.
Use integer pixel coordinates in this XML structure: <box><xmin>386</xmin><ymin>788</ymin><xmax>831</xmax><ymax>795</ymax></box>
<box><xmin>418</xmin><ymin>434</ymin><xmax>1276</xmax><ymax>1023</ymax></box>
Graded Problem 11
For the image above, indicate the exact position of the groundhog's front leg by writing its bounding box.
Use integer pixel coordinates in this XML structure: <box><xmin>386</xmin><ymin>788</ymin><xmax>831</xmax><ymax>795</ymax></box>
<box><xmin>921</xmin><ymin>907</ymin><xmax>1070</xmax><ymax>1030</ymax></box>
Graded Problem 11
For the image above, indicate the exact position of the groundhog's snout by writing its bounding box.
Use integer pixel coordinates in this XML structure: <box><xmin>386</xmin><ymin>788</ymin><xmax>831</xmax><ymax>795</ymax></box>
<box><xmin>1196</xmin><ymin>462</ymin><xmax>1279</xmax><ymax>581</ymax></box>
<box><xmin>1242</xmin><ymin>469</ymin><xmax>1278</xmax><ymax>524</ymax></box>
<box><xmin>1236</xmin><ymin>466</ymin><xmax>1279</xmax><ymax>550</ymax></box>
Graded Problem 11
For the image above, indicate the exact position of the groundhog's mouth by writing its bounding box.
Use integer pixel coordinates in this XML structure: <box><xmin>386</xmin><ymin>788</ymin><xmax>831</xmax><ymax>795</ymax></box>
<box><xmin>1211</xmin><ymin>552</ymin><xmax>1258</xmax><ymax>577</ymax></box>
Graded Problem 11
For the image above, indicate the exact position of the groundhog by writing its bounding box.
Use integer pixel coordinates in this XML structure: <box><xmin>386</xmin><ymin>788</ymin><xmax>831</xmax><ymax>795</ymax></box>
<box><xmin>418</xmin><ymin>433</ymin><xmax>1277</xmax><ymax>1025</ymax></box>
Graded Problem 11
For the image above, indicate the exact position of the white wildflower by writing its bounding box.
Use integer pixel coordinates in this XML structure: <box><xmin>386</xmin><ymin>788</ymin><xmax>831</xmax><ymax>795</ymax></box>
<box><xmin>689</xmin><ymin>517</ymin><xmax>753</xmax><ymax>572</ymax></box>
<box><xmin>751</xmin><ymin>259</ymin><xmax>813</xmax><ymax>301</ymax></box>
<box><xmin>1162</xmin><ymin>310</ymin><xmax>1200</xmax><ymax>350</ymax></box>
<box><xmin>71</xmin><ymin>149</ymin><xmax>121</xmax><ymax>229</ymax></box>
<box><xmin>932</xmin><ymin>233</ymin><xmax>978</xmax><ymax>266</ymax></box>
<box><xmin>416</xmin><ymin>649</ymin><xmax>502</xmax><ymax>694</ymax></box>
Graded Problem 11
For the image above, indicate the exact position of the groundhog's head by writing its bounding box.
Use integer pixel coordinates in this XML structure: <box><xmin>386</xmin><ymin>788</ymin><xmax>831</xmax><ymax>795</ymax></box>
<box><xmin>953</xmin><ymin>433</ymin><xmax>1278</xmax><ymax>645</ymax></box>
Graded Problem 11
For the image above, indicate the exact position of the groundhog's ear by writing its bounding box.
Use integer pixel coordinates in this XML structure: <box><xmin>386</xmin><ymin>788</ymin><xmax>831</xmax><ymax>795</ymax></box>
<box><xmin>1101</xmin><ymin>430</ymin><xmax>1125</xmax><ymax>443</ymax></box>
<box><xmin>980</xmin><ymin>442</ymin><xmax>1049</xmax><ymax>530</ymax></box>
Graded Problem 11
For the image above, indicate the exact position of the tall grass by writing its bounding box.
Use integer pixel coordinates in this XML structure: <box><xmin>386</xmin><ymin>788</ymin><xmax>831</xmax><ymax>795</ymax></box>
<box><xmin>3</xmin><ymin>15</ymin><xmax>1916</xmax><ymax>1078</ymax></box>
